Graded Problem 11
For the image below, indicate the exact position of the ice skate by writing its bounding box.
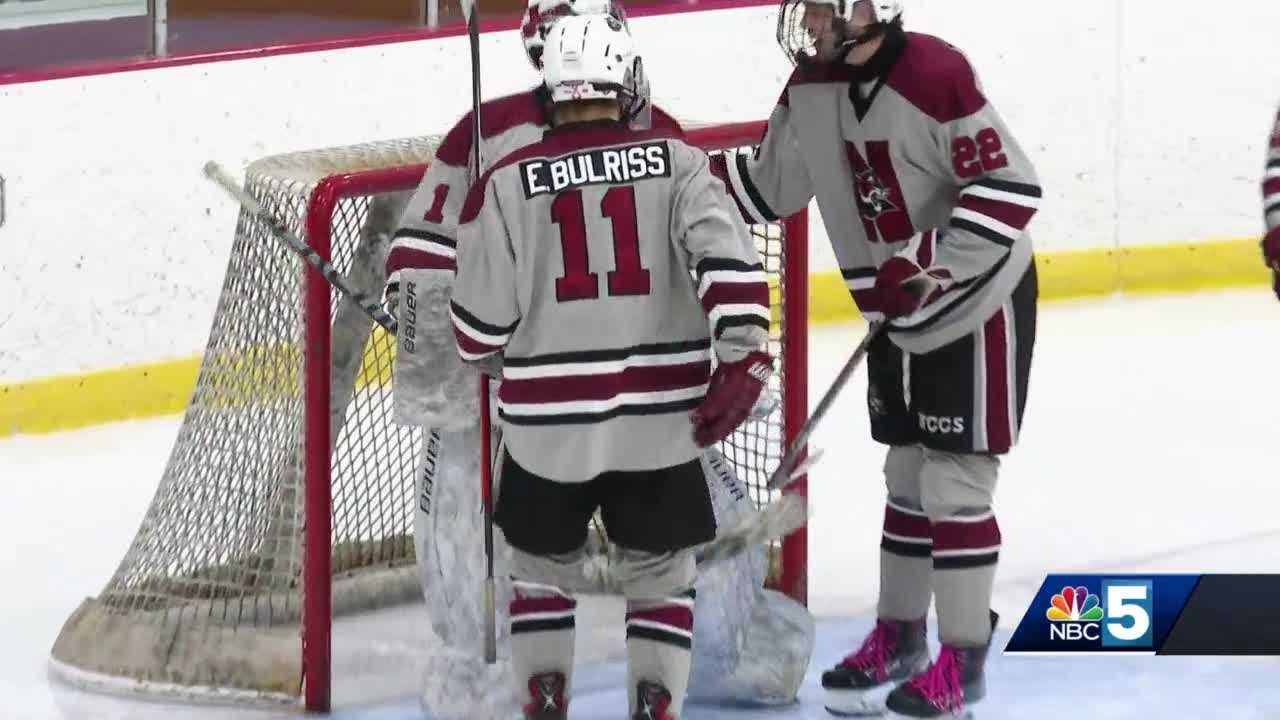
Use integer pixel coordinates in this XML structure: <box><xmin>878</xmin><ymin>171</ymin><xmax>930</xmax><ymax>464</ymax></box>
<box><xmin>883</xmin><ymin>612</ymin><xmax>998</xmax><ymax>719</ymax></box>
<box><xmin>822</xmin><ymin>617</ymin><xmax>928</xmax><ymax>716</ymax></box>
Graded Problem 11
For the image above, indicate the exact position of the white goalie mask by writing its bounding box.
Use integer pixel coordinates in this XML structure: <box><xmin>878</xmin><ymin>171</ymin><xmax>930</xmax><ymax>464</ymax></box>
<box><xmin>541</xmin><ymin>14</ymin><xmax>649</xmax><ymax>121</ymax></box>
<box><xmin>777</xmin><ymin>0</ymin><xmax>904</xmax><ymax>65</ymax></box>
<box><xmin>521</xmin><ymin>0</ymin><xmax>630</xmax><ymax>70</ymax></box>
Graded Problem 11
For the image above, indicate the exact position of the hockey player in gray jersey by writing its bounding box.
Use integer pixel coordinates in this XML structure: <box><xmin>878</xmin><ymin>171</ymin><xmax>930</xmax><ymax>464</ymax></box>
<box><xmin>711</xmin><ymin>1</ymin><xmax>1041</xmax><ymax>717</ymax></box>
<box><xmin>1263</xmin><ymin>104</ymin><xmax>1280</xmax><ymax>300</ymax></box>
<box><xmin>450</xmin><ymin>14</ymin><xmax>774</xmax><ymax>720</ymax></box>
<box><xmin>387</xmin><ymin>1</ymin><xmax>812</xmax><ymax>717</ymax></box>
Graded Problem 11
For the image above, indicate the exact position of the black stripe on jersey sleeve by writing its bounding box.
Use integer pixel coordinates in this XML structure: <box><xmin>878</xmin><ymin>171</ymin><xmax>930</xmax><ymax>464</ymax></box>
<box><xmin>714</xmin><ymin>314</ymin><xmax>771</xmax><ymax>339</ymax></box>
<box><xmin>841</xmin><ymin>267</ymin><xmax>878</xmax><ymax>281</ymax></box>
<box><xmin>734</xmin><ymin>153</ymin><xmax>780</xmax><ymax>223</ymax></box>
<box><xmin>449</xmin><ymin>300</ymin><xmax>518</xmax><ymax>337</ymax></box>
<box><xmin>694</xmin><ymin>258</ymin><xmax>765</xmax><ymax>280</ymax></box>
<box><xmin>503</xmin><ymin>338</ymin><xmax>712</xmax><ymax>368</ymax></box>
<box><xmin>949</xmin><ymin>217</ymin><xmax>1015</xmax><ymax>248</ymax></box>
<box><xmin>393</xmin><ymin>228</ymin><xmax>458</xmax><ymax>248</ymax></box>
<box><xmin>969</xmin><ymin>178</ymin><xmax>1043</xmax><ymax>198</ymax></box>
<box><xmin>500</xmin><ymin>398</ymin><xmax>704</xmax><ymax>426</ymax></box>
<box><xmin>1266</xmin><ymin>200</ymin><xmax>1280</xmax><ymax>216</ymax></box>
<box><xmin>1267</xmin><ymin>159</ymin><xmax>1280</xmax><ymax>170</ymax></box>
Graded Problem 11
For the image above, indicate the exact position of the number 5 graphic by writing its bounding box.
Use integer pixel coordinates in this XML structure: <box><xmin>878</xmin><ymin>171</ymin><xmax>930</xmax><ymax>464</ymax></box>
<box><xmin>1102</xmin><ymin>580</ymin><xmax>1153</xmax><ymax>647</ymax></box>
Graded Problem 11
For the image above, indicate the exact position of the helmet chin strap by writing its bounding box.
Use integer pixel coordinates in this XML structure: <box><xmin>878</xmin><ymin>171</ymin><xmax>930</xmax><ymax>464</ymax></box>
<box><xmin>834</xmin><ymin>20</ymin><xmax>885</xmax><ymax>56</ymax></box>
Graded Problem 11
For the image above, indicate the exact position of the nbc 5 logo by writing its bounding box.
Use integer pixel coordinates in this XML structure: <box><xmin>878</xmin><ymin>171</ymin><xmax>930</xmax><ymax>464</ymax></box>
<box><xmin>1101</xmin><ymin>580</ymin><xmax>1153</xmax><ymax>648</ymax></box>
<box><xmin>1046</xmin><ymin>580</ymin><xmax>1153</xmax><ymax>647</ymax></box>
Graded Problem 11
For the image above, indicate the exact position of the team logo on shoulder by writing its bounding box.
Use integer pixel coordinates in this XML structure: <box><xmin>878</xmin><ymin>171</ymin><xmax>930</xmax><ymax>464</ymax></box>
<box><xmin>853</xmin><ymin>167</ymin><xmax>900</xmax><ymax>220</ymax></box>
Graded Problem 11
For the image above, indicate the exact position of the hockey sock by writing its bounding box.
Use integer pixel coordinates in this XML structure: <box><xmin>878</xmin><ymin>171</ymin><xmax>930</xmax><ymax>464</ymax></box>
<box><xmin>877</xmin><ymin>497</ymin><xmax>933</xmax><ymax>621</ymax></box>
<box><xmin>510</xmin><ymin>579</ymin><xmax>577</xmax><ymax>711</ymax></box>
<box><xmin>625</xmin><ymin>590</ymin><xmax>696</xmax><ymax>717</ymax></box>
<box><xmin>931</xmin><ymin>509</ymin><xmax>1001</xmax><ymax>646</ymax></box>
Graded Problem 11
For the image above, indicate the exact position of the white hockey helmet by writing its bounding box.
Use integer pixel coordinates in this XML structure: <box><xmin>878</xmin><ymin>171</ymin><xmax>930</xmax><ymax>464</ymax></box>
<box><xmin>521</xmin><ymin>0</ymin><xmax>630</xmax><ymax>70</ymax></box>
<box><xmin>777</xmin><ymin>0</ymin><xmax>904</xmax><ymax>65</ymax></box>
<box><xmin>541</xmin><ymin>14</ymin><xmax>649</xmax><ymax>120</ymax></box>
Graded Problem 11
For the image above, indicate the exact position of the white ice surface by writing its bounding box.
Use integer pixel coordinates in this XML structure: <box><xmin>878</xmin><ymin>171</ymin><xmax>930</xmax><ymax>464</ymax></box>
<box><xmin>3</xmin><ymin>289</ymin><xmax>1279</xmax><ymax>719</ymax></box>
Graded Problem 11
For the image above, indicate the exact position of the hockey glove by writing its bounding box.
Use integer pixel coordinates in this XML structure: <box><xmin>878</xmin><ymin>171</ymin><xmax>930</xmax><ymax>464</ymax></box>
<box><xmin>1263</xmin><ymin>227</ymin><xmax>1280</xmax><ymax>300</ymax></box>
<box><xmin>383</xmin><ymin>281</ymin><xmax>401</xmax><ymax>318</ymax></box>
<box><xmin>690</xmin><ymin>350</ymin><xmax>773</xmax><ymax>448</ymax></box>
<box><xmin>874</xmin><ymin>230</ymin><xmax>954</xmax><ymax>319</ymax></box>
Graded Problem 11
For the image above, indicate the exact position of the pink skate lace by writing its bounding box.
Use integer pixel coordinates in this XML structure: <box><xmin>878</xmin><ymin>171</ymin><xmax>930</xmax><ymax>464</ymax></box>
<box><xmin>907</xmin><ymin>646</ymin><xmax>965</xmax><ymax>714</ymax></box>
<box><xmin>838</xmin><ymin>620</ymin><xmax>898</xmax><ymax>682</ymax></box>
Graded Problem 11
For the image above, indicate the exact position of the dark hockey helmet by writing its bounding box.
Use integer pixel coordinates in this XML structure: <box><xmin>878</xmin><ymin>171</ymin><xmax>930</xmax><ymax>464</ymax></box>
<box><xmin>776</xmin><ymin>0</ymin><xmax>903</xmax><ymax>65</ymax></box>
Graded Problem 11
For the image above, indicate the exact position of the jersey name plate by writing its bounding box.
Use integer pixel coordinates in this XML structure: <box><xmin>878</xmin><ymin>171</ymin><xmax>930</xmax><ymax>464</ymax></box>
<box><xmin>521</xmin><ymin>142</ymin><xmax>671</xmax><ymax>198</ymax></box>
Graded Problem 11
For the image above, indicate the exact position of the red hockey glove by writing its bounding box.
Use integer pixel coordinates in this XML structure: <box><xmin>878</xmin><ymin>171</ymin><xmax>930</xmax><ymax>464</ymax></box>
<box><xmin>874</xmin><ymin>230</ymin><xmax>954</xmax><ymax>319</ymax></box>
<box><xmin>1263</xmin><ymin>227</ymin><xmax>1280</xmax><ymax>300</ymax></box>
<box><xmin>690</xmin><ymin>350</ymin><xmax>773</xmax><ymax>448</ymax></box>
<box><xmin>874</xmin><ymin>256</ymin><xmax>954</xmax><ymax>320</ymax></box>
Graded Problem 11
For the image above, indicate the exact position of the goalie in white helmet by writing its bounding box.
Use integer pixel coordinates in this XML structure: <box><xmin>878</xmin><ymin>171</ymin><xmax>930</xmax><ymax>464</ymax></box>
<box><xmin>450</xmin><ymin>13</ymin><xmax>777</xmax><ymax>720</ymax></box>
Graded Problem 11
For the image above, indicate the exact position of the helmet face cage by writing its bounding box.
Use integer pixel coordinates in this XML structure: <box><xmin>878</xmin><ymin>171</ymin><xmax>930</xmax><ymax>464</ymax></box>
<box><xmin>776</xmin><ymin>0</ymin><xmax>901</xmax><ymax>66</ymax></box>
<box><xmin>618</xmin><ymin>55</ymin><xmax>650</xmax><ymax>124</ymax></box>
<box><xmin>523</xmin><ymin>0</ymin><xmax>630</xmax><ymax>70</ymax></box>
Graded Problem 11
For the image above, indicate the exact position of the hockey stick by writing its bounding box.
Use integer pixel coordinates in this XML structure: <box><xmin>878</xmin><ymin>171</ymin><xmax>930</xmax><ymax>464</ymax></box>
<box><xmin>479</xmin><ymin>375</ymin><xmax>498</xmax><ymax>664</ymax></box>
<box><xmin>457</xmin><ymin>0</ymin><xmax>497</xmax><ymax>666</ymax></box>
<box><xmin>202</xmin><ymin>162</ymin><xmax>399</xmax><ymax>336</ymax></box>
<box><xmin>765</xmin><ymin>320</ymin><xmax>885</xmax><ymax>491</ymax></box>
<box><xmin>575</xmin><ymin>491</ymin><xmax>810</xmax><ymax>593</ymax></box>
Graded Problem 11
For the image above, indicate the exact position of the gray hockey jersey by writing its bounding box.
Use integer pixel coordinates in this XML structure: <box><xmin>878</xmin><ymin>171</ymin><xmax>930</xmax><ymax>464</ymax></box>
<box><xmin>450</xmin><ymin>121</ymin><xmax>769</xmax><ymax>483</ymax></box>
<box><xmin>385</xmin><ymin>87</ymin><xmax>684</xmax><ymax>283</ymax></box>
<box><xmin>714</xmin><ymin>32</ymin><xmax>1042</xmax><ymax>354</ymax></box>
<box><xmin>1265</xmin><ymin>104</ymin><xmax>1280</xmax><ymax>233</ymax></box>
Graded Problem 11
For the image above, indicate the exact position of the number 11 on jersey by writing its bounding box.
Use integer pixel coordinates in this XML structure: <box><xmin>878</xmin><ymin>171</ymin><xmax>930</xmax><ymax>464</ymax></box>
<box><xmin>550</xmin><ymin>186</ymin><xmax>651</xmax><ymax>302</ymax></box>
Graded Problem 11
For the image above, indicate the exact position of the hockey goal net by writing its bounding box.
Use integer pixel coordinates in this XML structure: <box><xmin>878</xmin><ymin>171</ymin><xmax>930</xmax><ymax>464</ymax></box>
<box><xmin>49</xmin><ymin>122</ymin><xmax>809</xmax><ymax>711</ymax></box>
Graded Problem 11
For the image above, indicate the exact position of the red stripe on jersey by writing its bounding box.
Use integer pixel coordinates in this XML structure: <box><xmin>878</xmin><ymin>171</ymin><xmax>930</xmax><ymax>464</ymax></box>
<box><xmin>385</xmin><ymin>246</ymin><xmax>455</xmax><ymax>276</ymax></box>
<box><xmin>852</xmin><ymin>288</ymin><xmax>882</xmax><ymax>315</ymax></box>
<box><xmin>700</xmin><ymin>281</ymin><xmax>769</xmax><ymax>314</ymax></box>
<box><xmin>1263</xmin><ymin>177</ymin><xmax>1280</xmax><ymax>197</ymax></box>
<box><xmin>433</xmin><ymin>90</ymin><xmax>547</xmax><ymax>167</ymax></box>
<box><xmin>625</xmin><ymin>605</ymin><xmax>694</xmax><ymax>632</ymax></box>
<box><xmin>916</xmin><ymin>228</ymin><xmax>937</xmax><ymax>268</ymax></box>
<box><xmin>707</xmin><ymin>154</ymin><xmax>753</xmax><ymax>222</ymax></box>
<box><xmin>883</xmin><ymin>503</ymin><xmax>931</xmax><ymax>542</ymax></box>
<box><xmin>453</xmin><ymin>325</ymin><xmax>504</xmax><ymax>358</ymax></box>
<box><xmin>982</xmin><ymin>306</ymin><xmax>1012</xmax><ymax>452</ymax></box>
<box><xmin>1270</xmin><ymin>112</ymin><xmax>1280</xmax><ymax>148</ymax></box>
<box><xmin>510</xmin><ymin>594</ymin><xmax>576</xmax><ymax>618</ymax></box>
<box><xmin>931</xmin><ymin>514</ymin><xmax>1001</xmax><ymax>553</ymax></box>
<box><xmin>886</xmin><ymin>33</ymin><xmax>988</xmax><ymax>124</ymax></box>
<box><xmin>957</xmin><ymin>194</ymin><xmax>1037</xmax><ymax>232</ymax></box>
<box><xmin>500</xmin><ymin>361</ymin><xmax>711</xmax><ymax>405</ymax></box>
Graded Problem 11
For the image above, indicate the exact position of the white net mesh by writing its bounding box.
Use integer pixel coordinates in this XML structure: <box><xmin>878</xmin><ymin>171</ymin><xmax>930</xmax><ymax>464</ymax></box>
<box><xmin>50</xmin><ymin>127</ymin><xmax>803</xmax><ymax>706</ymax></box>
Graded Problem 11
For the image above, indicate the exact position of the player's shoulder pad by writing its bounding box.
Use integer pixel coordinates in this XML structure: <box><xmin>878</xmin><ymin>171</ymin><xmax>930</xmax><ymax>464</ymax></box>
<box><xmin>435</xmin><ymin>88</ymin><xmax>550</xmax><ymax>167</ymax></box>
<box><xmin>886</xmin><ymin>32</ymin><xmax>987</xmax><ymax>124</ymax></box>
<box><xmin>650</xmin><ymin>105</ymin><xmax>687</xmax><ymax>138</ymax></box>
<box><xmin>782</xmin><ymin>61</ymin><xmax>850</xmax><ymax>96</ymax></box>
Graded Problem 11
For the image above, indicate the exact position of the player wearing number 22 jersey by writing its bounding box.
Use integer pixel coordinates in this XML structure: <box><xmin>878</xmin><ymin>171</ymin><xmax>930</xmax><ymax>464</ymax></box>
<box><xmin>711</xmin><ymin>1</ymin><xmax>1042</xmax><ymax>718</ymax></box>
